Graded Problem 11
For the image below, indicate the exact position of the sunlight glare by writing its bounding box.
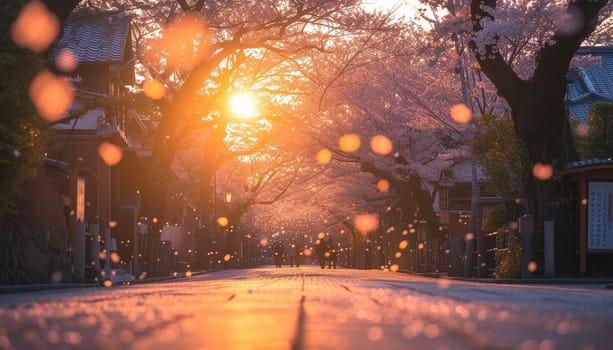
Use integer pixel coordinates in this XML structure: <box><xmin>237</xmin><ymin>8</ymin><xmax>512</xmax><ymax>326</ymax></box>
<box><xmin>229</xmin><ymin>92</ymin><xmax>258</xmax><ymax>119</ymax></box>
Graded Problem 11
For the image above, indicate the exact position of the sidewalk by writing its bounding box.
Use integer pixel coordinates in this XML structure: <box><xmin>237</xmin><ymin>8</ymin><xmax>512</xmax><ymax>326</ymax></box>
<box><xmin>0</xmin><ymin>270</ymin><xmax>209</xmax><ymax>295</ymax></box>
<box><xmin>399</xmin><ymin>269</ymin><xmax>613</xmax><ymax>287</ymax></box>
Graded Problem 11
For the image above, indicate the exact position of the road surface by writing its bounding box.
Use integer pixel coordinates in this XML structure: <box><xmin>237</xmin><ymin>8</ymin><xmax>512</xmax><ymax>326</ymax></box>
<box><xmin>0</xmin><ymin>266</ymin><xmax>612</xmax><ymax>349</ymax></box>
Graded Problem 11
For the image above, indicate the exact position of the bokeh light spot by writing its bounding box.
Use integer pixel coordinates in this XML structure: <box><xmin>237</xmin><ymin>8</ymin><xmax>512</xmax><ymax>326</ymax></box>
<box><xmin>144</xmin><ymin>79</ymin><xmax>166</xmax><ymax>100</ymax></box>
<box><xmin>399</xmin><ymin>240</ymin><xmax>408</xmax><ymax>250</ymax></box>
<box><xmin>339</xmin><ymin>134</ymin><xmax>361</xmax><ymax>153</ymax></box>
<box><xmin>354</xmin><ymin>214</ymin><xmax>379</xmax><ymax>234</ymax></box>
<box><xmin>377</xmin><ymin>179</ymin><xmax>390</xmax><ymax>192</ymax></box>
<box><xmin>370</xmin><ymin>134</ymin><xmax>393</xmax><ymax>155</ymax></box>
<box><xmin>367</xmin><ymin>326</ymin><xmax>383</xmax><ymax>341</ymax></box>
<box><xmin>532</xmin><ymin>163</ymin><xmax>554</xmax><ymax>181</ymax></box>
<box><xmin>11</xmin><ymin>1</ymin><xmax>60</xmax><ymax>52</ymax></box>
<box><xmin>223</xmin><ymin>254</ymin><xmax>231</xmax><ymax>262</ymax></box>
<box><xmin>103</xmin><ymin>280</ymin><xmax>113</xmax><ymax>288</ymax></box>
<box><xmin>29</xmin><ymin>71</ymin><xmax>74</xmax><ymax>122</ymax></box>
<box><xmin>450</xmin><ymin>103</ymin><xmax>472</xmax><ymax>124</ymax></box>
<box><xmin>98</xmin><ymin>142</ymin><xmax>123</xmax><ymax>166</ymax></box>
<box><xmin>528</xmin><ymin>261</ymin><xmax>538</xmax><ymax>273</ymax></box>
<box><xmin>390</xmin><ymin>264</ymin><xmax>399</xmax><ymax>272</ymax></box>
<box><xmin>55</xmin><ymin>48</ymin><xmax>78</xmax><ymax>72</ymax></box>
<box><xmin>217</xmin><ymin>216</ymin><xmax>229</xmax><ymax>227</ymax></box>
<box><xmin>317</xmin><ymin>148</ymin><xmax>332</xmax><ymax>164</ymax></box>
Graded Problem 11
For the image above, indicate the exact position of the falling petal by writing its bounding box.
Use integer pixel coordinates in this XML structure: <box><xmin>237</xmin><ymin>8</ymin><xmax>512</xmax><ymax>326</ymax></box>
<box><xmin>55</xmin><ymin>48</ymin><xmax>78</xmax><ymax>72</ymax></box>
<box><xmin>377</xmin><ymin>179</ymin><xmax>390</xmax><ymax>192</ymax></box>
<box><xmin>528</xmin><ymin>261</ymin><xmax>537</xmax><ymax>272</ymax></box>
<box><xmin>354</xmin><ymin>214</ymin><xmax>379</xmax><ymax>234</ymax></box>
<box><xmin>144</xmin><ymin>79</ymin><xmax>166</xmax><ymax>100</ymax></box>
<box><xmin>532</xmin><ymin>163</ymin><xmax>554</xmax><ymax>181</ymax></box>
<box><xmin>98</xmin><ymin>142</ymin><xmax>123</xmax><ymax>166</ymax></box>
<box><xmin>575</xmin><ymin>124</ymin><xmax>589</xmax><ymax>137</ymax></box>
<box><xmin>29</xmin><ymin>71</ymin><xmax>74</xmax><ymax>122</ymax></box>
<box><xmin>11</xmin><ymin>1</ymin><xmax>60</xmax><ymax>52</ymax></box>
<box><xmin>217</xmin><ymin>217</ymin><xmax>229</xmax><ymax>227</ymax></box>
<box><xmin>367</xmin><ymin>326</ymin><xmax>383</xmax><ymax>341</ymax></box>
<box><xmin>49</xmin><ymin>271</ymin><xmax>62</xmax><ymax>283</ymax></box>
<box><xmin>450</xmin><ymin>103</ymin><xmax>472</xmax><ymax>124</ymax></box>
<box><xmin>370</xmin><ymin>134</ymin><xmax>393</xmax><ymax>155</ymax></box>
<box><xmin>338</xmin><ymin>134</ymin><xmax>361</xmax><ymax>153</ymax></box>
<box><xmin>317</xmin><ymin>148</ymin><xmax>332</xmax><ymax>164</ymax></box>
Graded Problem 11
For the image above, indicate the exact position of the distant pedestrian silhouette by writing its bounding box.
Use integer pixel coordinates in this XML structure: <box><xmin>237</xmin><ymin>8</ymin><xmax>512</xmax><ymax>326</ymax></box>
<box><xmin>287</xmin><ymin>242</ymin><xmax>300</xmax><ymax>267</ymax></box>
<box><xmin>272</xmin><ymin>241</ymin><xmax>284</xmax><ymax>268</ymax></box>
<box><xmin>316</xmin><ymin>239</ymin><xmax>327</xmax><ymax>269</ymax></box>
<box><xmin>326</xmin><ymin>238</ymin><xmax>337</xmax><ymax>269</ymax></box>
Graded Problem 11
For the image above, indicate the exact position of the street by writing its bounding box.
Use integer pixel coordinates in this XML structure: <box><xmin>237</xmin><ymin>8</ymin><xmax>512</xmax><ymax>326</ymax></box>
<box><xmin>0</xmin><ymin>267</ymin><xmax>612</xmax><ymax>350</ymax></box>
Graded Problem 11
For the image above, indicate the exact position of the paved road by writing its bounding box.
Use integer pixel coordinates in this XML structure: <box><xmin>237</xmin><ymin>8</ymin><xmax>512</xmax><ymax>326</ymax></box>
<box><xmin>0</xmin><ymin>266</ymin><xmax>612</xmax><ymax>349</ymax></box>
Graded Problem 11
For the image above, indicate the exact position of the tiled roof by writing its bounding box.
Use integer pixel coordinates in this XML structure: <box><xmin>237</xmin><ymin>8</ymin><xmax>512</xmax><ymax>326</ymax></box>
<box><xmin>49</xmin><ymin>10</ymin><xmax>131</xmax><ymax>64</ymax></box>
<box><xmin>563</xmin><ymin>158</ymin><xmax>613</xmax><ymax>173</ymax></box>
<box><xmin>565</xmin><ymin>46</ymin><xmax>613</xmax><ymax>124</ymax></box>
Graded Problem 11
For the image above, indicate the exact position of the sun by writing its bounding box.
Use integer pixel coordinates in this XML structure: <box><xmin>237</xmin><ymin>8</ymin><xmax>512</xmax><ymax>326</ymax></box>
<box><xmin>228</xmin><ymin>92</ymin><xmax>258</xmax><ymax>119</ymax></box>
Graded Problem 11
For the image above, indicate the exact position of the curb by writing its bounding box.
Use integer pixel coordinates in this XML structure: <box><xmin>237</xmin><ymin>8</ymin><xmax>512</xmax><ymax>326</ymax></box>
<box><xmin>399</xmin><ymin>270</ymin><xmax>613</xmax><ymax>286</ymax></box>
<box><xmin>0</xmin><ymin>271</ymin><xmax>209</xmax><ymax>295</ymax></box>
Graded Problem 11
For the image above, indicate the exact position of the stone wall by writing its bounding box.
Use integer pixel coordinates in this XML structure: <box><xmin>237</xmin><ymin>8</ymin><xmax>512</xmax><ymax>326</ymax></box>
<box><xmin>0</xmin><ymin>166</ymin><xmax>71</xmax><ymax>284</ymax></box>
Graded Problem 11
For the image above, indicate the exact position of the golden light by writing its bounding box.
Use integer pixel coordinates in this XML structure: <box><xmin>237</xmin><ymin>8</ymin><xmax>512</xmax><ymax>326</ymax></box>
<box><xmin>217</xmin><ymin>216</ymin><xmax>229</xmax><ymax>227</ymax></box>
<box><xmin>228</xmin><ymin>92</ymin><xmax>258</xmax><ymax>119</ymax></box>
<box><xmin>339</xmin><ymin>134</ymin><xmax>361</xmax><ymax>153</ymax></box>
<box><xmin>450</xmin><ymin>103</ymin><xmax>472</xmax><ymax>124</ymax></box>
<box><xmin>417</xmin><ymin>243</ymin><xmax>425</xmax><ymax>250</ymax></box>
<box><xmin>152</xmin><ymin>217</ymin><xmax>159</xmax><ymax>224</ymax></box>
<box><xmin>259</xmin><ymin>238</ymin><xmax>269</xmax><ymax>246</ymax></box>
<box><xmin>110</xmin><ymin>252</ymin><xmax>121</xmax><ymax>264</ymax></box>
<box><xmin>223</xmin><ymin>254</ymin><xmax>232</xmax><ymax>262</ymax></box>
<box><xmin>394</xmin><ymin>252</ymin><xmax>402</xmax><ymax>258</ymax></box>
<box><xmin>98</xmin><ymin>142</ymin><xmax>123</xmax><ymax>166</ymax></box>
<box><xmin>103</xmin><ymin>280</ymin><xmax>113</xmax><ymax>288</ymax></box>
<box><xmin>370</xmin><ymin>134</ymin><xmax>393</xmax><ymax>155</ymax></box>
<box><xmin>185</xmin><ymin>271</ymin><xmax>193</xmax><ymax>277</ymax></box>
<box><xmin>317</xmin><ymin>232</ymin><xmax>326</xmax><ymax>239</ymax></box>
<box><xmin>532</xmin><ymin>163</ymin><xmax>554</xmax><ymax>181</ymax></box>
<box><xmin>317</xmin><ymin>148</ymin><xmax>332</xmax><ymax>164</ymax></box>
<box><xmin>11</xmin><ymin>1</ymin><xmax>60</xmax><ymax>52</ymax></box>
<box><xmin>29</xmin><ymin>71</ymin><xmax>74</xmax><ymax>122</ymax></box>
<box><xmin>354</xmin><ymin>214</ymin><xmax>379</xmax><ymax>234</ymax></box>
<box><xmin>390</xmin><ymin>264</ymin><xmax>400</xmax><ymax>272</ymax></box>
<box><xmin>377</xmin><ymin>179</ymin><xmax>390</xmax><ymax>192</ymax></box>
<box><xmin>144</xmin><ymin>79</ymin><xmax>166</xmax><ymax>100</ymax></box>
<box><xmin>303</xmin><ymin>248</ymin><xmax>312</xmax><ymax>257</ymax></box>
